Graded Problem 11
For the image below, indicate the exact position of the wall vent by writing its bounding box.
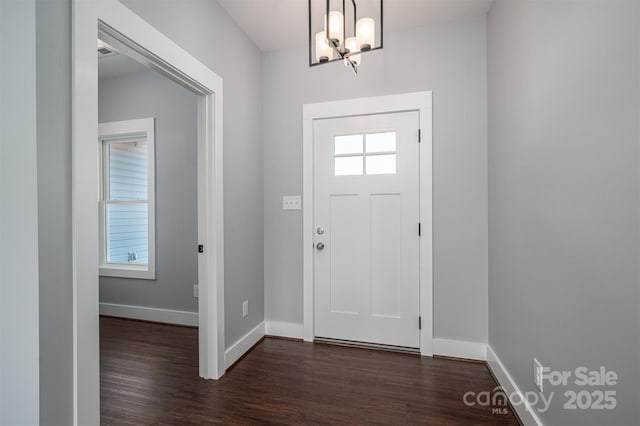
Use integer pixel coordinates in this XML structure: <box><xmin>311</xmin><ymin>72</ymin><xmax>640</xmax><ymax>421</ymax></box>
<box><xmin>97</xmin><ymin>39</ymin><xmax>118</xmax><ymax>58</ymax></box>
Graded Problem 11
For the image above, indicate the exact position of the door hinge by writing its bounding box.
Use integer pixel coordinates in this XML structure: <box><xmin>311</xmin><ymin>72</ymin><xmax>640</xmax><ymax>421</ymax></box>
<box><xmin>419</xmin><ymin>316</ymin><xmax>422</xmax><ymax>330</ymax></box>
<box><xmin>418</xmin><ymin>129</ymin><xmax>421</xmax><ymax>142</ymax></box>
<box><xmin>418</xmin><ymin>222</ymin><xmax>421</xmax><ymax>236</ymax></box>
<box><xmin>198</xmin><ymin>244</ymin><xmax>204</xmax><ymax>253</ymax></box>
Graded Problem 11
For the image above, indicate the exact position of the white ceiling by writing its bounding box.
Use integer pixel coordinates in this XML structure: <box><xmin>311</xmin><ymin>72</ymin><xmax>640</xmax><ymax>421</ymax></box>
<box><xmin>217</xmin><ymin>0</ymin><xmax>493</xmax><ymax>52</ymax></box>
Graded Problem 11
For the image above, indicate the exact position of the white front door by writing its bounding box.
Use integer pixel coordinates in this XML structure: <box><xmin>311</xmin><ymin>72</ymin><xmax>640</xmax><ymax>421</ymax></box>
<box><xmin>313</xmin><ymin>111</ymin><xmax>420</xmax><ymax>348</ymax></box>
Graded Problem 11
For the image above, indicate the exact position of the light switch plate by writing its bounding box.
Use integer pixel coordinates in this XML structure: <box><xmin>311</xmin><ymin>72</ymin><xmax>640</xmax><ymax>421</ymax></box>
<box><xmin>242</xmin><ymin>300</ymin><xmax>248</xmax><ymax>317</ymax></box>
<box><xmin>282</xmin><ymin>195</ymin><xmax>301</xmax><ymax>210</ymax></box>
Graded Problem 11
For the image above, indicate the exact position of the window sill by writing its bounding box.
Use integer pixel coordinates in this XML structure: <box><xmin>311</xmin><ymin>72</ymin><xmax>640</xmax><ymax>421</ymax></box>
<box><xmin>99</xmin><ymin>265</ymin><xmax>156</xmax><ymax>280</ymax></box>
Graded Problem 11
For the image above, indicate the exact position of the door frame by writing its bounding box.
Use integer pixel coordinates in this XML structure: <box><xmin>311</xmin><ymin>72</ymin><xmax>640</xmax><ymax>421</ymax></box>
<box><xmin>302</xmin><ymin>92</ymin><xmax>433</xmax><ymax>356</ymax></box>
<box><xmin>72</xmin><ymin>0</ymin><xmax>225</xmax><ymax>424</ymax></box>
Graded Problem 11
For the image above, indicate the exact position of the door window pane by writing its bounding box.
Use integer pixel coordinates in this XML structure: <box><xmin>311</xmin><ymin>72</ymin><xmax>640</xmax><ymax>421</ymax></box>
<box><xmin>335</xmin><ymin>156</ymin><xmax>364</xmax><ymax>176</ymax></box>
<box><xmin>335</xmin><ymin>134</ymin><xmax>363</xmax><ymax>155</ymax></box>
<box><xmin>366</xmin><ymin>154</ymin><xmax>397</xmax><ymax>175</ymax></box>
<box><xmin>106</xmin><ymin>203</ymin><xmax>148</xmax><ymax>264</ymax></box>
<box><xmin>366</xmin><ymin>132</ymin><xmax>396</xmax><ymax>153</ymax></box>
<box><xmin>109</xmin><ymin>141</ymin><xmax>148</xmax><ymax>200</ymax></box>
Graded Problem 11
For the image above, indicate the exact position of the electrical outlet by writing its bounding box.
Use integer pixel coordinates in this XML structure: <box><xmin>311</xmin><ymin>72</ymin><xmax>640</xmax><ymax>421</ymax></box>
<box><xmin>242</xmin><ymin>300</ymin><xmax>248</xmax><ymax>317</ymax></box>
<box><xmin>193</xmin><ymin>285</ymin><xmax>198</xmax><ymax>298</ymax></box>
<box><xmin>533</xmin><ymin>358</ymin><xmax>544</xmax><ymax>392</ymax></box>
<box><xmin>282</xmin><ymin>195</ymin><xmax>301</xmax><ymax>210</ymax></box>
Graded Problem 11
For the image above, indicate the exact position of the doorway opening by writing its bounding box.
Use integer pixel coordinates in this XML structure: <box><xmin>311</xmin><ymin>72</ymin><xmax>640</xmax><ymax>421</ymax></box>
<box><xmin>302</xmin><ymin>92</ymin><xmax>434</xmax><ymax>356</ymax></box>
<box><xmin>97</xmin><ymin>41</ymin><xmax>200</xmax><ymax>329</ymax></box>
<box><xmin>72</xmin><ymin>1</ymin><xmax>224</xmax><ymax>423</ymax></box>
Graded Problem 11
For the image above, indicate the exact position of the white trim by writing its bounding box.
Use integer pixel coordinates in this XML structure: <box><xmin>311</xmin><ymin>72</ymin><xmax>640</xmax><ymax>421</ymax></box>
<box><xmin>98</xmin><ymin>118</ymin><xmax>156</xmax><ymax>280</ymax></box>
<box><xmin>99</xmin><ymin>303</ymin><xmax>198</xmax><ymax>327</ymax></box>
<box><xmin>224</xmin><ymin>322</ymin><xmax>266</xmax><ymax>369</ymax></box>
<box><xmin>302</xmin><ymin>92</ymin><xmax>433</xmax><ymax>356</ymax></box>
<box><xmin>72</xmin><ymin>2</ymin><xmax>101</xmax><ymax>423</ymax></box>
<box><xmin>73</xmin><ymin>1</ymin><xmax>225</xmax><ymax>423</ymax></box>
<box><xmin>98</xmin><ymin>266</ymin><xmax>155</xmax><ymax>280</ymax></box>
<box><xmin>433</xmin><ymin>338</ymin><xmax>487</xmax><ymax>361</ymax></box>
<box><xmin>265</xmin><ymin>321</ymin><xmax>304</xmax><ymax>339</ymax></box>
<box><xmin>487</xmin><ymin>345</ymin><xmax>544</xmax><ymax>426</ymax></box>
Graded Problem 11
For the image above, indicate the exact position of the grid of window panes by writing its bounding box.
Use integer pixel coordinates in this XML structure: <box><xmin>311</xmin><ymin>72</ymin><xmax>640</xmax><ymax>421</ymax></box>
<box><xmin>334</xmin><ymin>132</ymin><xmax>397</xmax><ymax>176</ymax></box>
<box><xmin>104</xmin><ymin>140</ymin><xmax>149</xmax><ymax>265</ymax></box>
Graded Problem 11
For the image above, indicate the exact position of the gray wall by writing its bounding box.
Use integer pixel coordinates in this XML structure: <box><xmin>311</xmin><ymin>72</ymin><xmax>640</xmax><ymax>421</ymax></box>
<box><xmin>487</xmin><ymin>1</ymin><xmax>640</xmax><ymax>425</ymax></box>
<box><xmin>36</xmin><ymin>0</ymin><xmax>74</xmax><ymax>424</ymax></box>
<box><xmin>262</xmin><ymin>17</ymin><xmax>489</xmax><ymax>343</ymax></box>
<box><xmin>0</xmin><ymin>1</ymin><xmax>41</xmax><ymax>424</ymax></box>
<box><xmin>1</xmin><ymin>0</ymin><xmax>74</xmax><ymax>424</ymax></box>
<box><xmin>98</xmin><ymin>67</ymin><xmax>199</xmax><ymax>313</ymax></box>
<box><xmin>121</xmin><ymin>0</ymin><xmax>264</xmax><ymax>347</ymax></box>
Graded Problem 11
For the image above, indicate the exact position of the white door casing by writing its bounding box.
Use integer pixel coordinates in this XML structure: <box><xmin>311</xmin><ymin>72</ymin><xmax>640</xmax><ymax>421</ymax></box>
<box><xmin>72</xmin><ymin>1</ymin><xmax>225</xmax><ymax>424</ymax></box>
<box><xmin>313</xmin><ymin>112</ymin><xmax>420</xmax><ymax>348</ymax></box>
<box><xmin>302</xmin><ymin>92</ymin><xmax>433</xmax><ymax>356</ymax></box>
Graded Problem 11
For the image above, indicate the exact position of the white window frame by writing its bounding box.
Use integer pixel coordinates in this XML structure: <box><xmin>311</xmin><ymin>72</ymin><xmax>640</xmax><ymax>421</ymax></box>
<box><xmin>98</xmin><ymin>118</ymin><xmax>156</xmax><ymax>280</ymax></box>
<box><xmin>333</xmin><ymin>131</ymin><xmax>399</xmax><ymax>176</ymax></box>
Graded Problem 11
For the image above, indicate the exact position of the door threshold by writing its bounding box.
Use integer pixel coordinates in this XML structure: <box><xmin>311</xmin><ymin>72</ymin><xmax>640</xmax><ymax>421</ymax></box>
<box><xmin>314</xmin><ymin>337</ymin><xmax>420</xmax><ymax>355</ymax></box>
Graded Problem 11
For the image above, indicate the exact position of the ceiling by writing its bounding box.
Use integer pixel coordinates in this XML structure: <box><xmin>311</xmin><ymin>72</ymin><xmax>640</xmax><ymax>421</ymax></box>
<box><xmin>217</xmin><ymin>0</ymin><xmax>494</xmax><ymax>52</ymax></box>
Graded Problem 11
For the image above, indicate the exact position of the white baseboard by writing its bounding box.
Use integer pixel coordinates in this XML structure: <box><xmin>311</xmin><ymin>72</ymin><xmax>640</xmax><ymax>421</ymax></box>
<box><xmin>487</xmin><ymin>345</ymin><xmax>544</xmax><ymax>426</ymax></box>
<box><xmin>99</xmin><ymin>302</ymin><xmax>198</xmax><ymax>327</ymax></box>
<box><xmin>224</xmin><ymin>322</ymin><xmax>265</xmax><ymax>369</ymax></box>
<box><xmin>265</xmin><ymin>320</ymin><xmax>304</xmax><ymax>339</ymax></box>
<box><xmin>433</xmin><ymin>338</ymin><xmax>487</xmax><ymax>361</ymax></box>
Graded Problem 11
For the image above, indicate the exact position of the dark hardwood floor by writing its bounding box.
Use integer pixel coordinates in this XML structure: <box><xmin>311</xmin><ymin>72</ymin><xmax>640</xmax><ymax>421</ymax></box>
<box><xmin>100</xmin><ymin>316</ymin><xmax>519</xmax><ymax>425</ymax></box>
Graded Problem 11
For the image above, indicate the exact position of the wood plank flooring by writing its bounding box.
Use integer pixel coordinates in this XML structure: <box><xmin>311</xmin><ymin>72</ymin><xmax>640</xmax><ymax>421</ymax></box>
<box><xmin>100</xmin><ymin>317</ymin><xmax>520</xmax><ymax>425</ymax></box>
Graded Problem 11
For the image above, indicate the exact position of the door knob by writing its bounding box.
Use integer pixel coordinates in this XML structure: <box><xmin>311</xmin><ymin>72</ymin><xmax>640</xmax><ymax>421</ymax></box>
<box><xmin>316</xmin><ymin>242</ymin><xmax>325</xmax><ymax>250</ymax></box>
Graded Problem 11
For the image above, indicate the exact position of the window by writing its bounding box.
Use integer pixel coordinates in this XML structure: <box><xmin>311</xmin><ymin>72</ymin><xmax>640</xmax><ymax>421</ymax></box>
<box><xmin>334</xmin><ymin>131</ymin><xmax>397</xmax><ymax>176</ymax></box>
<box><xmin>99</xmin><ymin>118</ymin><xmax>156</xmax><ymax>279</ymax></box>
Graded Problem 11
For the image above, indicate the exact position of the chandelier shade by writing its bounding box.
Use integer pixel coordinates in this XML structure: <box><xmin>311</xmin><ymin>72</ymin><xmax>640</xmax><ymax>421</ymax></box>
<box><xmin>308</xmin><ymin>0</ymin><xmax>383</xmax><ymax>74</ymax></box>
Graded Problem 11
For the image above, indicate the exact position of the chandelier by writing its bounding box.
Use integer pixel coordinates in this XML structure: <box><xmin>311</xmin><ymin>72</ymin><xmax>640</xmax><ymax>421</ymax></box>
<box><xmin>308</xmin><ymin>0</ymin><xmax>383</xmax><ymax>75</ymax></box>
